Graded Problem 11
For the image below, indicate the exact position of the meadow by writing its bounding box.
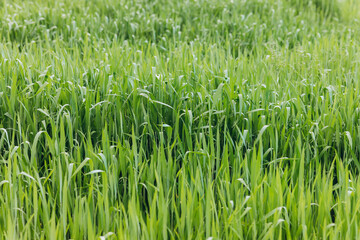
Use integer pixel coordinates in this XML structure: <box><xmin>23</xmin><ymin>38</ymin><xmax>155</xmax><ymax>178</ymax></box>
<box><xmin>1</xmin><ymin>0</ymin><xmax>360</xmax><ymax>239</ymax></box>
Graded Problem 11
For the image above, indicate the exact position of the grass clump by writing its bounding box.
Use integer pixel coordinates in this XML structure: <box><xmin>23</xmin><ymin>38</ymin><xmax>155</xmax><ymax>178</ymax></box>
<box><xmin>1</xmin><ymin>0</ymin><xmax>360</xmax><ymax>239</ymax></box>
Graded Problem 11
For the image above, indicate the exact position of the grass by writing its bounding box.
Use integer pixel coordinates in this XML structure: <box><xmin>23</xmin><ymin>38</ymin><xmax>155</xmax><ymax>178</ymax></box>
<box><xmin>1</xmin><ymin>0</ymin><xmax>360</xmax><ymax>239</ymax></box>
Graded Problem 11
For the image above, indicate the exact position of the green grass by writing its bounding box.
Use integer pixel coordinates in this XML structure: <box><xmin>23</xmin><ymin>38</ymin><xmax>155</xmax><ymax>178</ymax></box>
<box><xmin>1</xmin><ymin>0</ymin><xmax>360</xmax><ymax>239</ymax></box>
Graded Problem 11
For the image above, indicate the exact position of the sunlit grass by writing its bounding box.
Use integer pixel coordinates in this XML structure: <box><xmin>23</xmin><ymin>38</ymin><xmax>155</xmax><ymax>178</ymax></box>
<box><xmin>1</xmin><ymin>0</ymin><xmax>360</xmax><ymax>239</ymax></box>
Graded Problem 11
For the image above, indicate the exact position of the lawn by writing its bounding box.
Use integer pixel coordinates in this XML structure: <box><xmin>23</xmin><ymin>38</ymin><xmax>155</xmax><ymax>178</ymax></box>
<box><xmin>1</xmin><ymin>0</ymin><xmax>360</xmax><ymax>239</ymax></box>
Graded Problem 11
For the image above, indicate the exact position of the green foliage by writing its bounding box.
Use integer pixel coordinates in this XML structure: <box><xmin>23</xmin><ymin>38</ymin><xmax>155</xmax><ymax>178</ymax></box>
<box><xmin>0</xmin><ymin>0</ymin><xmax>360</xmax><ymax>239</ymax></box>
<box><xmin>290</xmin><ymin>0</ymin><xmax>341</xmax><ymax>18</ymax></box>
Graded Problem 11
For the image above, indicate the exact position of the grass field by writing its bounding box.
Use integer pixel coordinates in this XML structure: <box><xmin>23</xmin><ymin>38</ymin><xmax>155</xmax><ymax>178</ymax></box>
<box><xmin>1</xmin><ymin>0</ymin><xmax>360</xmax><ymax>239</ymax></box>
